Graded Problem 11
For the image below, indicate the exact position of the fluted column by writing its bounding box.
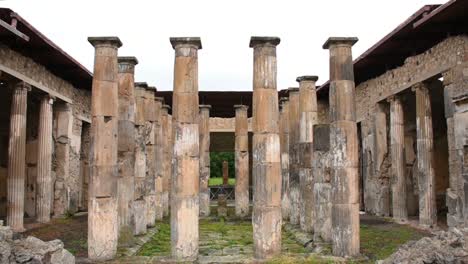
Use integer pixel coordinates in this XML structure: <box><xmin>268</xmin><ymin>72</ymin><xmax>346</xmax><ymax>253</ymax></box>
<box><xmin>250</xmin><ymin>36</ymin><xmax>282</xmax><ymax>260</ymax></box>
<box><xmin>199</xmin><ymin>105</ymin><xmax>211</xmax><ymax>217</ymax></box>
<box><xmin>279</xmin><ymin>98</ymin><xmax>290</xmax><ymax>220</ymax></box>
<box><xmin>170</xmin><ymin>37</ymin><xmax>202</xmax><ymax>261</ymax></box>
<box><xmin>234</xmin><ymin>104</ymin><xmax>249</xmax><ymax>218</ymax></box>
<box><xmin>413</xmin><ymin>82</ymin><xmax>437</xmax><ymax>228</ymax></box>
<box><xmin>288</xmin><ymin>87</ymin><xmax>300</xmax><ymax>225</ymax></box>
<box><xmin>117</xmin><ymin>56</ymin><xmax>138</xmax><ymax>232</ymax></box>
<box><xmin>297</xmin><ymin>75</ymin><xmax>319</xmax><ymax>233</ymax></box>
<box><xmin>144</xmin><ymin>86</ymin><xmax>157</xmax><ymax>227</ymax></box>
<box><xmin>323</xmin><ymin>37</ymin><xmax>360</xmax><ymax>257</ymax></box>
<box><xmin>36</xmin><ymin>95</ymin><xmax>54</xmax><ymax>223</ymax></box>
<box><xmin>7</xmin><ymin>81</ymin><xmax>30</xmax><ymax>232</ymax></box>
<box><xmin>154</xmin><ymin>96</ymin><xmax>164</xmax><ymax>221</ymax></box>
<box><xmin>388</xmin><ymin>95</ymin><xmax>408</xmax><ymax>223</ymax></box>
<box><xmin>87</xmin><ymin>36</ymin><xmax>122</xmax><ymax>261</ymax></box>
<box><xmin>161</xmin><ymin>104</ymin><xmax>171</xmax><ymax>217</ymax></box>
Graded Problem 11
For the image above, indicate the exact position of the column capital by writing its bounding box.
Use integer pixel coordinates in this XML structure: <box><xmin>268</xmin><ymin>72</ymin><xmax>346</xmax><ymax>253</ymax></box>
<box><xmin>41</xmin><ymin>94</ymin><xmax>56</xmax><ymax>104</ymax></box>
<box><xmin>288</xmin><ymin>87</ymin><xmax>299</xmax><ymax>94</ymax></box>
<box><xmin>88</xmin><ymin>36</ymin><xmax>122</xmax><ymax>48</ymax></box>
<box><xmin>296</xmin><ymin>75</ymin><xmax>318</xmax><ymax>83</ymax></box>
<box><xmin>249</xmin><ymin>36</ymin><xmax>280</xmax><ymax>48</ymax></box>
<box><xmin>118</xmin><ymin>56</ymin><xmax>138</xmax><ymax>73</ymax></box>
<box><xmin>117</xmin><ymin>56</ymin><xmax>138</xmax><ymax>65</ymax></box>
<box><xmin>14</xmin><ymin>81</ymin><xmax>31</xmax><ymax>91</ymax></box>
<box><xmin>162</xmin><ymin>104</ymin><xmax>171</xmax><ymax>110</ymax></box>
<box><xmin>386</xmin><ymin>94</ymin><xmax>402</xmax><ymax>103</ymax></box>
<box><xmin>234</xmin><ymin>104</ymin><xmax>248</xmax><ymax>111</ymax></box>
<box><xmin>155</xmin><ymin>97</ymin><xmax>164</xmax><ymax>103</ymax></box>
<box><xmin>170</xmin><ymin>37</ymin><xmax>202</xmax><ymax>50</ymax></box>
<box><xmin>134</xmin><ymin>82</ymin><xmax>148</xmax><ymax>89</ymax></box>
<box><xmin>411</xmin><ymin>82</ymin><xmax>428</xmax><ymax>92</ymax></box>
<box><xmin>199</xmin><ymin>104</ymin><xmax>212</xmax><ymax>110</ymax></box>
<box><xmin>322</xmin><ymin>37</ymin><xmax>358</xmax><ymax>49</ymax></box>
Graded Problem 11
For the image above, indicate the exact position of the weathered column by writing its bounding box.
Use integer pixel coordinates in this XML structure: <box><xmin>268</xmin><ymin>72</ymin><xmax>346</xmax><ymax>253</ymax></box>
<box><xmin>7</xmin><ymin>81</ymin><xmax>30</xmax><ymax>232</ymax></box>
<box><xmin>161</xmin><ymin>104</ymin><xmax>171</xmax><ymax>217</ymax></box>
<box><xmin>288</xmin><ymin>87</ymin><xmax>300</xmax><ymax>225</ymax></box>
<box><xmin>297</xmin><ymin>75</ymin><xmax>319</xmax><ymax>233</ymax></box>
<box><xmin>170</xmin><ymin>37</ymin><xmax>201</xmax><ymax>261</ymax></box>
<box><xmin>36</xmin><ymin>95</ymin><xmax>54</xmax><ymax>223</ymax></box>
<box><xmin>323</xmin><ymin>37</ymin><xmax>360</xmax><ymax>257</ymax></box>
<box><xmin>234</xmin><ymin>104</ymin><xmax>249</xmax><ymax>218</ymax></box>
<box><xmin>388</xmin><ymin>95</ymin><xmax>408</xmax><ymax>223</ymax></box>
<box><xmin>222</xmin><ymin>160</ymin><xmax>229</xmax><ymax>185</ymax></box>
<box><xmin>199</xmin><ymin>105</ymin><xmax>211</xmax><ymax>217</ymax></box>
<box><xmin>412</xmin><ymin>82</ymin><xmax>437</xmax><ymax>228</ymax></box>
<box><xmin>117</xmin><ymin>56</ymin><xmax>138</xmax><ymax>233</ymax></box>
<box><xmin>144</xmin><ymin>86</ymin><xmax>157</xmax><ymax>227</ymax></box>
<box><xmin>279</xmin><ymin>98</ymin><xmax>290</xmax><ymax>220</ymax></box>
<box><xmin>154</xmin><ymin>96</ymin><xmax>164</xmax><ymax>221</ymax></box>
<box><xmin>250</xmin><ymin>36</ymin><xmax>282</xmax><ymax>260</ymax></box>
<box><xmin>87</xmin><ymin>36</ymin><xmax>121</xmax><ymax>261</ymax></box>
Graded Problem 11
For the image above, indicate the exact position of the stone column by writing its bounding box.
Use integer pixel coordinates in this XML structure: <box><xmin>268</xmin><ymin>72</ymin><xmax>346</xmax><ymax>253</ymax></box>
<box><xmin>161</xmin><ymin>104</ymin><xmax>171</xmax><ymax>217</ymax></box>
<box><xmin>234</xmin><ymin>104</ymin><xmax>249</xmax><ymax>218</ymax></box>
<box><xmin>144</xmin><ymin>86</ymin><xmax>157</xmax><ymax>227</ymax></box>
<box><xmin>117</xmin><ymin>56</ymin><xmax>138</xmax><ymax>233</ymax></box>
<box><xmin>412</xmin><ymin>82</ymin><xmax>437</xmax><ymax>228</ymax></box>
<box><xmin>222</xmin><ymin>160</ymin><xmax>229</xmax><ymax>185</ymax></box>
<box><xmin>87</xmin><ymin>36</ymin><xmax>122</xmax><ymax>261</ymax></box>
<box><xmin>36</xmin><ymin>95</ymin><xmax>54</xmax><ymax>223</ymax></box>
<box><xmin>279</xmin><ymin>98</ymin><xmax>290</xmax><ymax>220</ymax></box>
<box><xmin>388</xmin><ymin>95</ymin><xmax>408</xmax><ymax>223</ymax></box>
<box><xmin>170</xmin><ymin>37</ymin><xmax>201</xmax><ymax>261</ymax></box>
<box><xmin>297</xmin><ymin>75</ymin><xmax>319</xmax><ymax>233</ymax></box>
<box><xmin>199</xmin><ymin>105</ymin><xmax>211</xmax><ymax>217</ymax></box>
<box><xmin>154</xmin><ymin>96</ymin><xmax>164</xmax><ymax>221</ymax></box>
<box><xmin>323</xmin><ymin>37</ymin><xmax>360</xmax><ymax>257</ymax></box>
<box><xmin>250</xmin><ymin>36</ymin><xmax>282</xmax><ymax>260</ymax></box>
<box><xmin>7</xmin><ymin>81</ymin><xmax>30</xmax><ymax>232</ymax></box>
<box><xmin>288</xmin><ymin>87</ymin><xmax>300</xmax><ymax>225</ymax></box>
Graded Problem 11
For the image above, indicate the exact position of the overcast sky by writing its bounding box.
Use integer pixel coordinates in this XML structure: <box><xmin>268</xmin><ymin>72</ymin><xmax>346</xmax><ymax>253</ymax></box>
<box><xmin>4</xmin><ymin>0</ymin><xmax>443</xmax><ymax>91</ymax></box>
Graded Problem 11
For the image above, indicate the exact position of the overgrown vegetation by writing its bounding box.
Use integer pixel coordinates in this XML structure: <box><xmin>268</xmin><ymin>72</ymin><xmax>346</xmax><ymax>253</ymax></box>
<box><xmin>210</xmin><ymin>152</ymin><xmax>235</xmax><ymax>179</ymax></box>
<box><xmin>138</xmin><ymin>222</ymin><xmax>171</xmax><ymax>256</ymax></box>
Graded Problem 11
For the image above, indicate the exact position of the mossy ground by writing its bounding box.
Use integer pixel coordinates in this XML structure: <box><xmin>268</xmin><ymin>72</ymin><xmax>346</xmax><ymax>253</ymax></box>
<box><xmin>208</xmin><ymin>177</ymin><xmax>236</xmax><ymax>186</ymax></box>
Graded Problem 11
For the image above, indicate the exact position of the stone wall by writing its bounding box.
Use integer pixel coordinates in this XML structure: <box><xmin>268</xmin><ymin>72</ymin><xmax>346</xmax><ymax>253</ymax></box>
<box><xmin>0</xmin><ymin>44</ymin><xmax>92</xmax><ymax>217</ymax></box>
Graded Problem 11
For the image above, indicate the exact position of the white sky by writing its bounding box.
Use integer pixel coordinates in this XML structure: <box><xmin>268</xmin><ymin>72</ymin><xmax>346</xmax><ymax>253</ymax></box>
<box><xmin>4</xmin><ymin>0</ymin><xmax>443</xmax><ymax>91</ymax></box>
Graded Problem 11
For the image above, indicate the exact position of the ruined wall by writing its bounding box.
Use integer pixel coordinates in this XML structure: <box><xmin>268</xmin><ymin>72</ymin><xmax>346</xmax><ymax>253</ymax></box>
<box><xmin>0</xmin><ymin>44</ymin><xmax>92</xmax><ymax>217</ymax></box>
<box><xmin>353</xmin><ymin>35</ymin><xmax>467</xmax><ymax>218</ymax></box>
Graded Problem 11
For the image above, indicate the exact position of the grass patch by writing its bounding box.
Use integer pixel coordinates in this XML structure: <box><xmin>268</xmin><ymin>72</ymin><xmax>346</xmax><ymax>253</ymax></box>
<box><xmin>267</xmin><ymin>255</ymin><xmax>339</xmax><ymax>264</ymax></box>
<box><xmin>209</xmin><ymin>177</ymin><xmax>236</xmax><ymax>186</ymax></box>
<box><xmin>137</xmin><ymin>222</ymin><xmax>171</xmax><ymax>256</ymax></box>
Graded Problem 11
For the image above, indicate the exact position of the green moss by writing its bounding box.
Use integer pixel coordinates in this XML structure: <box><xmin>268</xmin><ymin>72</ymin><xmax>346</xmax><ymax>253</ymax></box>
<box><xmin>137</xmin><ymin>222</ymin><xmax>171</xmax><ymax>256</ymax></box>
<box><xmin>267</xmin><ymin>255</ymin><xmax>338</xmax><ymax>264</ymax></box>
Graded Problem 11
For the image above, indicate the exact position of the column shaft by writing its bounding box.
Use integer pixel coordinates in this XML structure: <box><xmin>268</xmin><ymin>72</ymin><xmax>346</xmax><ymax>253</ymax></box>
<box><xmin>288</xmin><ymin>88</ymin><xmax>300</xmax><ymax>225</ymax></box>
<box><xmin>279</xmin><ymin>99</ymin><xmax>290</xmax><ymax>220</ymax></box>
<box><xmin>144</xmin><ymin>87</ymin><xmax>157</xmax><ymax>227</ymax></box>
<box><xmin>161</xmin><ymin>105</ymin><xmax>171</xmax><ymax>217</ymax></box>
<box><xmin>414</xmin><ymin>83</ymin><xmax>437</xmax><ymax>227</ymax></box>
<box><xmin>36</xmin><ymin>95</ymin><xmax>54</xmax><ymax>223</ymax></box>
<box><xmin>389</xmin><ymin>96</ymin><xmax>408</xmax><ymax>222</ymax></box>
<box><xmin>170</xmin><ymin>37</ymin><xmax>201</xmax><ymax>261</ymax></box>
<box><xmin>7</xmin><ymin>82</ymin><xmax>29</xmax><ymax>232</ymax></box>
<box><xmin>199</xmin><ymin>105</ymin><xmax>211</xmax><ymax>217</ymax></box>
<box><xmin>154</xmin><ymin>97</ymin><xmax>164</xmax><ymax>221</ymax></box>
<box><xmin>250</xmin><ymin>36</ymin><xmax>282</xmax><ymax>260</ymax></box>
<box><xmin>235</xmin><ymin>105</ymin><xmax>249</xmax><ymax>218</ymax></box>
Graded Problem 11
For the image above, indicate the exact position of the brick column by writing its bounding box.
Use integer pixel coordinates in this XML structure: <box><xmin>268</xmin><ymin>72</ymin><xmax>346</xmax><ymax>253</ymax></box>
<box><xmin>36</xmin><ymin>95</ymin><xmax>54</xmax><ymax>223</ymax></box>
<box><xmin>412</xmin><ymin>82</ymin><xmax>437</xmax><ymax>228</ymax></box>
<box><xmin>250</xmin><ymin>36</ymin><xmax>282</xmax><ymax>260</ymax></box>
<box><xmin>388</xmin><ymin>95</ymin><xmax>408</xmax><ymax>223</ymax></box>
<box><xmin>144</xmin><ymin>86</ymin><xmax>157</xmax><ymax>227</ymax></box>
<box><xmin>199</xmin><ymin>104</ymin><xmax>211</xmax><ymax>217</ymax></box>
<box><xmin>288</xmin><ymin>87</ymin><xmax>300</xmax><ymax>225</ymax></box>
<box><xmin>7</xmin><ymin>81</ymin><xmax>30</xmax><ymax>232</ymax></box>
<box><xmin>279</xmin><ymin>98</ymin><xmax>290</xmax><ymax>220</ymax></box>
<box><xmin>117</xmin><ymin>56</ymin><xmax>138</xmax><ymax>233</ymax></box>
<box><xmin>297</xmin><ymin>75</ymin><xmax>319</xmax><ymax>233</ymax></box>
<box><xmin>87</xmin><ymin>36</ymin><xmax>122</xmax><ymax>261</ymax></box>
<box><xmin>323</xmin><ymin>37</ymin><xmax>360</xmax><ymax>257</ymax></box>
<box><xmin>170</xmin><ymin>37</ymin><xmax>201</xmax><ymax>261</ymax></box>
<box><xmin>161</xmin><ymin>104</ymin><xmax>171</xmax><ymax>217</ymax></box>
<box><xmin>154</xmin><ymin>97</ymin><xmax>164</xmax><ymax>221</ymax></box>
<box><xmin>234</xmin><ymin>104</ymin><xmax>249</xmax><ymax>218</ymax></box>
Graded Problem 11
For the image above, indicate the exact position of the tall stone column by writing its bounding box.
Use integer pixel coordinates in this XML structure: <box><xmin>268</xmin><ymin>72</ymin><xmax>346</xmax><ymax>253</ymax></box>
<box><xmin>117</xmin><ymin>56</ymin><xmax>138</xmax><ymax>233</ymax></box>
<box><xmin>222</xmin><ymin>161</ymin><xmax>229</xmax><ymax>185</ymax></box>
<box><xmin>250</xmin><ymin>36</ymin><xmax>282</xmax><ymax>260</ymax></box>
<box><xmin>199</xmin><ymin>105</ymin><xmax>211</xmax><ymax>217</ymax></box>
<box><xmin>87</xmin><ymin>36</ymin><xmax>122</xmax><ymax>261</ymax></box>
<box><xmin>154</xmin><ymin>96</ymin><xmax>164</xmax><ymax>221</ymax></box>
<box><xmin>388</xmin><ymin>95</ymin><xmax>408</xmax><ymax>223</ymax></box>
<box><xmin>234</xmin><ymin>104</ymin><xmax>249</xmax><ymax>218</ymax></box>
<box><xmin>288</xmin><ymin>87</ymin><xmax>300</xmax><ymax>225</ymax></box>
<box><xmin>36</xmin><ymin>95</ymin><xmax>54</xmax><ymax>223</ymax></box>
<box><xmin>297</xmin><ymin>75</ymin><xmax>319</xmax><ymax>233</ymax></box>
<box><xmin>279</xmin><ymin>98</ymin><xmax>290</xmax><ymax>220</ymax></box>
<box><xmin>7</xmin><ymin>81</ymin><xmax>30</xmax><ymax>232</ymax></box>
<box><xmin>323</xmin><ymin>37</ymin><xmax>360</xmax><ymax>257</ymax></box>
<box><xmin>170</xmin><ymin>37</ymin><xmax>201</xmax><ymax>261</ymax></box>
<box><xmin>161</xmin><ymin>104</ymin><xmax>171</xmax><ymax>217</ymax></box>
<box><xmin>412</xmin><ymin>82</ymin><xmax>437</xmax><ymax>228</ymax></box>
<box><xmin>144</xmin><ymin>86</ymin><xmax>157</xmax><ymax>227</ymax></box>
